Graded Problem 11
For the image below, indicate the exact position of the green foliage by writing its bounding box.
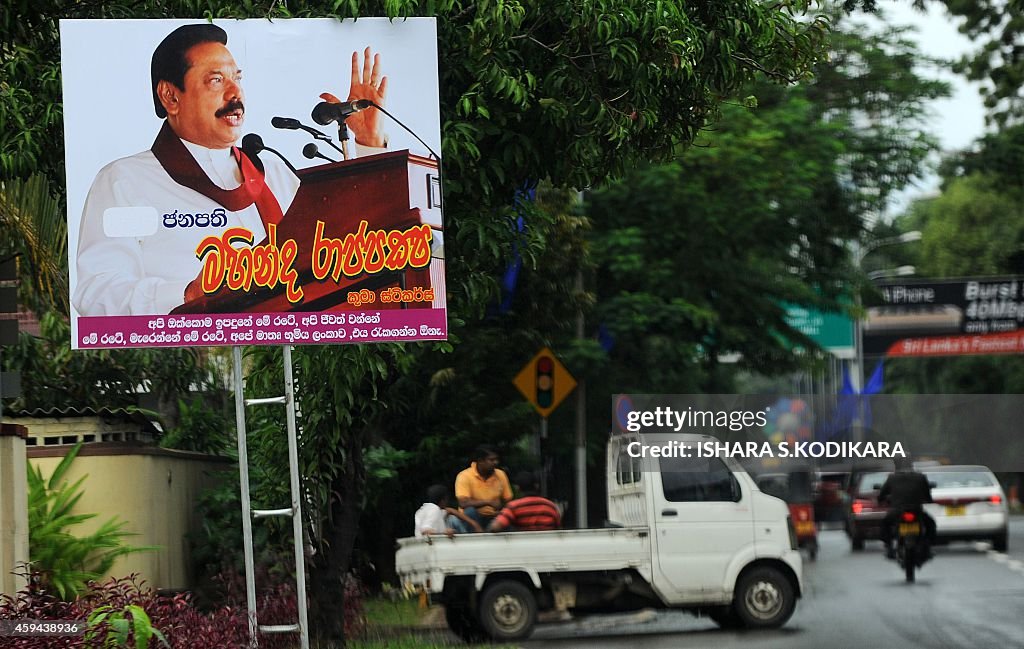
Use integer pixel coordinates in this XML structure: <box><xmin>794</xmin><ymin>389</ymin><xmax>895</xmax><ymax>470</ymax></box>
<box><xmin>910</xmin><ymin>174</ymin><xmax>1024</xmax><ymax>277</ymax></box>
<box><xmin>2</xmin><ymin>312</ymin><xmax>229</xmax><ymax>435</ymax></box>
<box><xmin>901</xmin><ymin>124</ymin><xmax>1024</xmax><ymax>278</ymax></box>
<box><xmin>27</xmin><ymin>444</ymin><xmax>155</xmax><ymax>600</ymax></box>
<box><xmin>939</xmin><ymin>123</ymin><xmax>1024</xmax><ymax>193</ymax></box>
<box><xmin>807</xmin><ymin>10</ymin><xmax>950</xmax><ymax>214</ymax></box>
<box><xmin>0</xmin><ymin>174</ymin><xmax>66</xmax><ymax>314</ymax></box>
<box><xmin>158</xmin><ymin>395</ymin><xmax>235</xmax><ymax>456</ymax></box>
<box><xmin>86</xmin><ymin>604</ymin><xmax>170</xmax><ymax>649</ymax></box>
<box><xmin>885</xmin><ymin>121</ymin><xmax>1024</xmax><ymax>395</ymax></box>
<box><xmin>939</xmin><ymin>0</ymin><xmax>1024</xmax><ymax>127</ymax></box>
<box><xmin>584</xmin><ymin>13</ymin><xmax>948</xmax><ymax>392</ymax></box>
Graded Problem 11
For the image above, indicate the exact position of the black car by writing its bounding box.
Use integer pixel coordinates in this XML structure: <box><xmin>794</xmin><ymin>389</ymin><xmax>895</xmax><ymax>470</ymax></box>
<box><xmin>845</xmin><ymin>469</ymin><xmax>892</xmax><ymax>550</ymax></box>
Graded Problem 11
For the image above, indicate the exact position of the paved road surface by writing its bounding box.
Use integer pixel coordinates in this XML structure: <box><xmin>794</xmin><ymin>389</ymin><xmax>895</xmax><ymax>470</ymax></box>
<box><xmin>517</xmin><ymin>517</ymin><xmax>1024</xmax><ymax>648</ymax></box>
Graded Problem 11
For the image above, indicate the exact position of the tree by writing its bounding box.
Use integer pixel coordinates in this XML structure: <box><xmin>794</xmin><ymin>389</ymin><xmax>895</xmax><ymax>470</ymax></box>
<box><xmin>0</xmin><ymin>175</ymin><xmax>67</xmax><ymax>315</ymax></box>
<box><xmin>909</xmin><ymin>174</ymin><xmax>1024</xmax><ymax>276</ymax></box>
<box><xmin>586</xmin><ymin>11</ymin><xmax>949</xmax><ymax>392</ymax></box>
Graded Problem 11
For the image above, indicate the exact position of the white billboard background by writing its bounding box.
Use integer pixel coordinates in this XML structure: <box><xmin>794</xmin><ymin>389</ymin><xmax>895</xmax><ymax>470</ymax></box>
<box><xmin>61</xmin><ymin>18</ymin><xmax>441</xmax><ymax>341</ymax></box>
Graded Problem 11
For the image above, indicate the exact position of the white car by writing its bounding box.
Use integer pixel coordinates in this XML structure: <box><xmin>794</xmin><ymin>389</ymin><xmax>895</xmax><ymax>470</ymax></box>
<box><xmin>922</xmin><ymin>465</ymin><xmax>1009</xmax><ymax>552</ymax></box>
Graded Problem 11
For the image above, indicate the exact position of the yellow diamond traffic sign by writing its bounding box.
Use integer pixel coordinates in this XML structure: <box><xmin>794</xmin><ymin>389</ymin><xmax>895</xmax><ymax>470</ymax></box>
<box><xmin>513</xmin><ymin>347</ymin><xmax>577</xmax><ymax>418</ymax></box>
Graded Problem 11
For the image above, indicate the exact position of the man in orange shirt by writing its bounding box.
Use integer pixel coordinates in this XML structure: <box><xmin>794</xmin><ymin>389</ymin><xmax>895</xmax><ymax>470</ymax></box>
<box><xmin>454</xmin><ymin>445</ymin><xmax>513</xmax><ymax>530</ymax></box>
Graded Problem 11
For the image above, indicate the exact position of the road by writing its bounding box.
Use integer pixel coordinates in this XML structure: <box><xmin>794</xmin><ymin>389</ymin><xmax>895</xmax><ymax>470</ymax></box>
<box><xmin>518</xmin><ymin>517</ymin><xmax>1024</xmax><ymax>648</ymax></box>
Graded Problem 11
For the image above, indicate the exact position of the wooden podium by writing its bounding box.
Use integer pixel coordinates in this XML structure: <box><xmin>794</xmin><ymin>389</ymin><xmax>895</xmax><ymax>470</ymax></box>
<box><xmin>172</xmin><ymin>150</ymin><xmax>442</xmax><ymax>314</ymax></box>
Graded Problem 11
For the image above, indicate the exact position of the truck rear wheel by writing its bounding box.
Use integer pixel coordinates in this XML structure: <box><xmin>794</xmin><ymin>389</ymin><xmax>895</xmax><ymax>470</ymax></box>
<box><xmin>444</xmin><ymin>604</ymin><xmax>487</xmax><ymax>643</ymax></box>
<box><xmin>733</xmin><ymin>566</ymin><xmax>796</xmax><ymax>629</ymax></box>
<box><xmin>478</xmin><ymin>580</ymin><xmax>537</xmax><ymax>641</ymax></box>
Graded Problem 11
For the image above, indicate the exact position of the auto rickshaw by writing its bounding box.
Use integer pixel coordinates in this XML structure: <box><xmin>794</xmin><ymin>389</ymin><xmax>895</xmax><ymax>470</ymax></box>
<box><xmin>755</xmin><ymin>469</ymin><xmax>819</xmax><ymax>560</ymax></box>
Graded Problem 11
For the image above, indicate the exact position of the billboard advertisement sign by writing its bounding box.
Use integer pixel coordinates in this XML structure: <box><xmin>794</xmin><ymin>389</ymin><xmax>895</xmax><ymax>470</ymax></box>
<box><xmin>61</xmin><ymin>18</ymin><xmax>445</xmax><ymax>349</ymax></box>
<box><xmin>864</xmin><ymin>277</ymin><xmax>1024</xmax><ymax>357</ymax></box>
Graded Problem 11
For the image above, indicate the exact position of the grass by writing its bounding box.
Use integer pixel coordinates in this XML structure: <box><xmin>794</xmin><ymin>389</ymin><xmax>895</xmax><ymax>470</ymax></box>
<box><xmin>355</xmin><ymin>596</ymin><xmax>517</xmax><ymax>649</ymax></box>
<box><xmin>364</xmin><ymin>596</ymin><xmax>424</xmax><ymax>627</ymax></box>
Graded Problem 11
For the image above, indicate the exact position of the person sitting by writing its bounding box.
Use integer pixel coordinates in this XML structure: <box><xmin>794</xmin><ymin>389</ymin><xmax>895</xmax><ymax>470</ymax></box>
<box><xmin>879</xmin><ymin>456</ymin><xmax>936</xmax><ymax>559</ymax></box>
<box><xmin>454</xmin><ymin>445</ymin><xmax>513</xmax><ymax>530</ymax></box>
<box><xmin>488</xmin><ymin>470</ymin><xmax>561</xmax><ymax>532</ymax></box>
<box><xmin>414</xmin><ymin>484</ymin><xmax>481</xmax><ymax>537</ymax></box>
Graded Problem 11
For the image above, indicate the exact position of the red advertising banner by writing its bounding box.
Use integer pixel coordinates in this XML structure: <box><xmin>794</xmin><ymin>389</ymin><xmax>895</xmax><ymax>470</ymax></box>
<box><xmin>61</xmin><ymin>18</ymin><xmax>445</xmax><ymax>349</ymax></box>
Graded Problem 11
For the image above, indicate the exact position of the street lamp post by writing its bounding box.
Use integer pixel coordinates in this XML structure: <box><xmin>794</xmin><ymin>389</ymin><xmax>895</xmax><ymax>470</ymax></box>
<box><xmin>851</xmin><ymin>231</ymin><xmax>921</xmax><ymax>442</ymax></box>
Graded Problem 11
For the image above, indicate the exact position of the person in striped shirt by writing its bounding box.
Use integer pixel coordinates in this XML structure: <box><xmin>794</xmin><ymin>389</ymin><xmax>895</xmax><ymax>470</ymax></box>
<box><xmin>488</xmin><ymin>470</ymin><xmax>561</xmax><ymax>532</ymax></box>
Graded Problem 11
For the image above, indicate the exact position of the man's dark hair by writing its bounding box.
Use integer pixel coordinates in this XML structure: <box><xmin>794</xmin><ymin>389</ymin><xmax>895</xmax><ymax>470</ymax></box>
<box><xmin>472</xmin><ymin>445</ymin><xmax>498</xmax><ymax>462</ymax></box>
<box><xmin>426</xmin><ymin>484</ymin><xmax>449</xmax><ymax>505</ymax></box>
<box><xmin>151</xmin><ymin>24</ymin><xmax>228</xmax><ymax>118</ymax></box>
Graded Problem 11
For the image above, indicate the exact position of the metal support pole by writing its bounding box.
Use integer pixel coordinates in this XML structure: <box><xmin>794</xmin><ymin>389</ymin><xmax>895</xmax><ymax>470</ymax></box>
<box><xmin>853</xmin><ymin>291</ymin><xmax>865</xmax><ymax>444</ymax></box>
<box><xmin>538</xmin><ymin>417</ymin><xmax>548</xmax><ymax>495</ymax></box>
<box><xmin>282</xmin><ymin>346</ymin><xmax>310</xmax><ymax>649</ymax></box>
<box><xmin>232</xmin><ymin>347</ymin><xmax>259</xmax><ymax>648</ymax></box>
<box><xmin>574</xmin><ymin>269</ymin><xmax>588</xmax><ymax>529</ymax></box>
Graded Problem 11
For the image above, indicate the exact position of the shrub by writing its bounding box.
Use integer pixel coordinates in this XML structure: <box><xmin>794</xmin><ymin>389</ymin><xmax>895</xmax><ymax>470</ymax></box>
<box><xmin>85</xmin><ymin>604</ymin><xmax>169</xmax><ymax>648</ymax></box>
<box><xmin>0</xmin><ymin>568</ymin><xmax>365</xmax><ymax>648</ymax></box>
<box><xmin>27</xmin><ymin>443</ymin><xmax>155</xmax><ymax>600</ymax></box>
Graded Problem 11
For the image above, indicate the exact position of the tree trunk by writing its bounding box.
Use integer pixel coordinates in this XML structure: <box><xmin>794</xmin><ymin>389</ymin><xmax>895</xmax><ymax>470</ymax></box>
<box><xmin>309</xmin><ymin>442</ymin><xmax>364</xmax><ymax>646</ymax></box>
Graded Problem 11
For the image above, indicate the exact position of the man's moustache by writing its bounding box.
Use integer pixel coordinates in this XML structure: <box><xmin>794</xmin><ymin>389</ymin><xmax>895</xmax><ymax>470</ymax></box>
<box><xmin>215</xmin><ymin>101</ymin><xmax>245</xmax><ymax>118</ymax></box>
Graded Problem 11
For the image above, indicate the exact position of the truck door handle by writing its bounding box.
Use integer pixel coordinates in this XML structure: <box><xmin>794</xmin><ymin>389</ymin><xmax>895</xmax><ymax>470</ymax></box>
<box><xmin>661</xmin><ymin>509</ymin><xmax>677</xmax><ymax>517</ymax></box>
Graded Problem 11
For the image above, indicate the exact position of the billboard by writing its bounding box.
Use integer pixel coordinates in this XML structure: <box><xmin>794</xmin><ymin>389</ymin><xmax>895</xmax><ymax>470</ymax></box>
<box><xmin>863</xmin><ymin>277</ymin><xmax>1024</xmax><ymax>357</ymax></box>
<box><xmin>61</xmin><ymin>19</ymin><xmax>445</xmax><ymax>349</ymax></box>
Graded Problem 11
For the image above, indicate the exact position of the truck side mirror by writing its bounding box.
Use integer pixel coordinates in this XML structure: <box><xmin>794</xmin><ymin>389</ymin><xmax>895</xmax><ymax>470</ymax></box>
<box><xmin>731</xmin><ymin>476</ymin><xmax>742</xmax><ymax>502</ymax></box>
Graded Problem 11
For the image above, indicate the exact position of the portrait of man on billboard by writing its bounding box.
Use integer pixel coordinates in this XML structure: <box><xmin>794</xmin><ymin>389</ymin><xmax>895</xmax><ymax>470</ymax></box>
<box><xmin>62</xmin><ymin>19</ymin><xmax>445</xmax><ymax>350</ymax></box>
<box><xmin>72</xmin><ymin>24</ymin><xmax>390</xmax><ymax>316</ymax></box>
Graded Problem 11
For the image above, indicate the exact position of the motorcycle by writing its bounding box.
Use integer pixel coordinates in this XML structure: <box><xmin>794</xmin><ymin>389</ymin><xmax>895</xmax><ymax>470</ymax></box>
<box><xmin>893</xmin><ymin>508</ymin><xmax>931</xmax><ymax>583</ymax></box>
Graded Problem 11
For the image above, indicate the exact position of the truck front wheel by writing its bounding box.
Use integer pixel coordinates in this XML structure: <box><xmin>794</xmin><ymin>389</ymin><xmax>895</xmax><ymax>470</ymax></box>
<box><xmin>733</xmin><ymin>566</ymin><xmax>796</xmax><ymax>629</ymax></box>
<box><xmin>478</xmin><ymin>580</ymin><xmax>538</xmax><ymax>641</ymax></box>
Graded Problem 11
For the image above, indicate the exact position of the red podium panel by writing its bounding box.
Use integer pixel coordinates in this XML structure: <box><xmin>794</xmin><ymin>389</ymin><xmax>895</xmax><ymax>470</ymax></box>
<box><xmin>173</xmin><ymin>150</ymin><xmax>441</xmax><ymax>314</ymax></box>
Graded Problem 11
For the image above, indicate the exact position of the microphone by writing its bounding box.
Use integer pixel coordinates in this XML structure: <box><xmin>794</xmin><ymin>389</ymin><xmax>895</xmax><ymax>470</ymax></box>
<box><xmin>302</xmin><ymin>143</ymin><xmax>337</xmax><ymax>164</ymax></box>
<box><xmin>240</xmin><ymin>133</ymin><xmax>298</xmax><ymax>175</ymax></box>
<box><xmin>272</xmin><ymin>115</ymin><xmax>346</xmax><ymax>157</ymax></box>
<box><xmin>311</xmin><ymin>99</ymin><xmax>374</xmax><ymax>126</ymax></box>
<box><xmin>271</xmin><ymin>116</ymin><xmax>303</xmax><ymax>131</ymax></box>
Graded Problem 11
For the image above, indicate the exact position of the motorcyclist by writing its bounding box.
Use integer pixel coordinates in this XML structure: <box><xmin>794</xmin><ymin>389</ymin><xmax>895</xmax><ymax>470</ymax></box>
<box><xmin>878</xmin><ymin>456</ymin><xmax>936</xmax><ymax>559</ymax></box>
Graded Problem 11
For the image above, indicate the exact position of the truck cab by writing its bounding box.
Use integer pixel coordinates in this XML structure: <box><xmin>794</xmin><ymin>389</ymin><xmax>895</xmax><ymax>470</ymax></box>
<box><xmin>609</xmin><ymin>433</ymin><xmax>802</xmax><ymax>608</ymax></box>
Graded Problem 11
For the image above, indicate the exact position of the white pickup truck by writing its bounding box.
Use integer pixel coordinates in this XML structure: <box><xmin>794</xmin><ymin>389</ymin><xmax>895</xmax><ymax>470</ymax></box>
<box><xmin>395</xmin><ymin>433</ymin><xmax>802</xmax><ymax>641</ymax></box>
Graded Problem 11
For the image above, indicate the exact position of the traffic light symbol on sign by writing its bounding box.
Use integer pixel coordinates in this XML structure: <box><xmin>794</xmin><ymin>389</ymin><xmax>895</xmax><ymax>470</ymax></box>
<box><xmin>513</xmin><ymin>347</ymin><xmax>577</xmax><ymax>417</ymax></box>
<box><xmin>536</xmin><ymin>356</ymin><xmax>554</xmax><ymax>408</ymax></box>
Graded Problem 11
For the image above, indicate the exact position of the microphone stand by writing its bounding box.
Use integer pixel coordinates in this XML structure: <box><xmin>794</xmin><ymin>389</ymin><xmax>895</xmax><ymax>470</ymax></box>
<box><xmin>314</xmin><ymin>130</ymin><xmax>346</xmax><ymax>159</ymax></box>
<box><xmin>366</xmin><ymin>101</ymin><xmax>441</xmax><ymax>161</ymax></box>
<box><xmin>337</xmin><ymin>122</ymin><xmax>350</xmax><ymax>160</ymax></box>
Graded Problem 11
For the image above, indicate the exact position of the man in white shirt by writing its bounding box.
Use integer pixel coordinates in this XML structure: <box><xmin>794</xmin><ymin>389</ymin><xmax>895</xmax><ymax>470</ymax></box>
<box><xmin>73</xmin><ymin>23</ymin><xmax>388</xmax><ymax>316</ymax></box>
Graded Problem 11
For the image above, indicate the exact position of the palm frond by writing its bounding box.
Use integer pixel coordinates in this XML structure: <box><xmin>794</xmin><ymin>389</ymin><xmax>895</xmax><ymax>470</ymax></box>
<box><xmin>0</xmin><ymin>174</ymin><xmax>68</xmax><ymax>314</ymax></box>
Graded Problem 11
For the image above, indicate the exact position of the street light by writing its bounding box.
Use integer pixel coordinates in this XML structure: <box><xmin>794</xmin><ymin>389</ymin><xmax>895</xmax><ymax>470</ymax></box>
<box><xmin>850</xmin><ymin>232</ymin><xmax>921</xmax><ymax>442</ymax></box>
<box><xmin>867</xmin><ymin>265</ymin><xmax>916</xmax><ymax>281</ymax></box>
<box><xmin>854</xmin><ymin>231</ymin><xmax>922</xmax><ymax>268</ymax></box>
